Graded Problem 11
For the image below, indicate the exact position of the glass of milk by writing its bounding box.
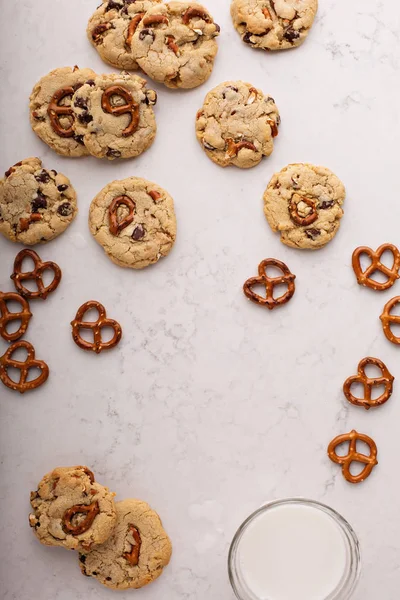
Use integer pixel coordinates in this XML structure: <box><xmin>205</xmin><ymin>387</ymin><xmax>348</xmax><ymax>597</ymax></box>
<box><xmin>228</xmin><ymin>498</ymin><xmax>361</xmax><ymax>600</ymax></box>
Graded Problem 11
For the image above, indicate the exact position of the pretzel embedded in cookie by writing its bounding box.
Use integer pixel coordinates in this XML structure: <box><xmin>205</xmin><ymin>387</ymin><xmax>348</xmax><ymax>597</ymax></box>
<box><xmin>0</xmin><ymin>291</ymin><xmax>32</xmax><ymax>343</ymax></box>
<box><xmin>243</xmin><ymin>258</ymin><xmax>296</xmax><ymax>310</ymax></box>
<box><xmin>289</xmin><ymin>194</ymin><xmax>318</xmax><ymax>226</ymax></box>
<box><xmin>63</xmin><ymin>502</ymin><xmax>100</xmax><ymax>535</ymax></box>
<box><xmin>47</xmin><ymin>87</ymin><xmax>75</xmax><ymax>137</ymax></box>
<box><xmin>101</xmin><ymin>85</ymin><xmax>140</xmax><ymax>137</ymax></box>
<box><xmin>108</xmin><ymin>195</ymin><xmax>136</xmax><ymax>235</ymax></box>
<box><xmin>327</xmin><ymin>430</ymin><xmax>378</xmax><ymax>484</ymax></box>
<box><xmin>343</xmin><ymin>357</ymin><xmax>394</xmax><ymax>410</ymax></box>
<box><xmin>352</xmin><ymin>244</ymin><xmax>400</xmax><ymax>291</ymax></box>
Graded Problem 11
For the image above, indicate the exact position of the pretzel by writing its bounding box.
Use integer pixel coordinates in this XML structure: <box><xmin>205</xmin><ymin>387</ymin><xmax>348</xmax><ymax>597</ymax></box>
<box><xmin>352</xmin><ymin>244</ymin><xmax>400</xmax><ymax>291</ymax></box>
<box><xmin>289</xmin><ymin>194</ymin><xmax>318</xmax><ymax>226</ymax></box>
<box><xmin>226</xmin><ymin>138</ymin><xmax>257</xmax><ymax>158</ymax></box>
<box><xmin>327</xmin><ymin>430</ymin><xmax>378</xmax><ymax>484</ymax></box>
<box><xmin>126</xmin><ymin>14</ymin><xmax>144</xmax><ymax>47</ymax></box>
<box><xmin>108</xmin><ymin>195</ymin><xmax>136</xmax><ymax>235</ymax></box>
<box><xmin>166</xmin><ymin>35</ymin><xmax>180</xmax><ymax>55</ymax></box>
<box><xmin>380</xmin><ymin>296</ymin><xmax>400</xmax><ymax>345</ymax></box>
<box><xmin>182</xmin><ymin>7</ymin><xmax>211</xmax><ymax>24</ymax></box>
<box><xmin>123</xmin><ymin>526</ymin><xmax>142</xmax><ymax>565</ymax></box>
<box><xmin>0</xmin><ymin>291</ymin><xmax>32</xmax><ymax>342</ymax></box>
<box><xmin>101</xmin><ymin>85</ymin><xmax>140</xmax><ymax>137</ymax></box>
<box><xmin>47</xmin><ymin>87</ymin><xmax>75</xmax><ymax>137</ymax></box>
<box><xmin>71</xmin><ymin>301</ymin><xmax>122</xmax><ymax>354</ymax></box>
<box><xmin>343</xmin><ymin>357</ymin><xmax>394</xmax><ymax>410</ymax></box>
<box><xmin>11</xmin><ymin>249</ymin><xmax>62</xmax><ymax>300</ymax></box>
<box><xmin>142</xmin><ymin>14</ymin><xmax>169</xmax><ymax>27</ymax></box>
<box><xmin>0</xmin><ymin>340</ymin><xmax>49</xmax><ymax>394</ymax></box>
<box><xmin>92</xmin><ymin>22</ymin><xmax>113</xmax><ymax>44</ymax></box>
<box><xmin>62</xmin><ymin>501</ymin><xmax>100</xmax><ymax>535</ymax></box>
<box><xmin>243</xmin><ymin>258</ymin><xmax>296</xmax><ymax>310</ymax></box>
<box><xmin>19</xmin><ymin>214</ymin><xmax>43</xmax><ymax>232</ymax></box>
<box><xmin>149</xmin><ymin>190</ymin><xmax>161</xmax><ymax>202</ymax></box>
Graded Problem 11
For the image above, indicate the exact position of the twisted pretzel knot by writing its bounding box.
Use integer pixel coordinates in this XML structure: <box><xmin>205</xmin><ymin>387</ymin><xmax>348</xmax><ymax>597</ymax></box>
<box><xmin>62</xmin><ymin>501</ymin><xmax>100</xmax><ymax>535</ymax></box>
<box><xmin>47</xmin><ymin>87</ymin><xmax>75</xmax><ymax>137</ymax></box>
<box><xmin>71</xmin><ymin>301</ymin><xmax>122</xmax><ymax>354</ymax></box>
<box><xmin>328</xmin><ymin>430</ymin><xmax>378</xmax><ymax>484</ymax></box>
<box><xmin>0</xmin><ymin>291</ymin><xmax>32</xmax><ymax>342</ymax></box>
<box><xmin>0</xmin><ymin>340</ymin><xmax>49</xmax><ymax>394</ymax></box>
<box><xmin>352</xmin><ymin>244</ymin><xmax>400</xmax><ymax>291</ymax></box>
<box><xmin>108</xmin><ymin>195</ymin><xmax>136</xmax><ymax>235</ymax></box>
<box><xmin>11</xmin><ymin>249</ymin><xmax>62</xmax><ymax>300</ymax></box>
<box><xmin>101</xmin><ymin>85</ymin><xmax>140</xmax><ymax>137</ymax></box>
<box><xmin>380</xmin><ymin>296</ymin><xmax>400</xmax><ymax>345</ymax></box>
<box><xmin>243</xmin><ymin>258</ymin><xmax>296</xmax><ymax>310</ymax></box>
<box><xmin>343</xmin><ymin>357</ymin><xmax>394</xmax><ymax>410</ymax></box>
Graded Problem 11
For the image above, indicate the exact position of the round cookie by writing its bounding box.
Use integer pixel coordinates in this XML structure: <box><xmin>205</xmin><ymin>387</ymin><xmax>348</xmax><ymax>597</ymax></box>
<box><xmin>0</xmin><ymin>157</ymin><xmax>77</xmax><ymax>245</ymax></box>
<box><xmin>89</xmin><ymin>177</ymin><xmax>177</xmax><ymax>269</ymax></box>
<box><xmin>263</xmin><ymin>163</ymin><xmax>345</xmax><ymax>249</ymax></box>
<box><xmin>29</xmin><ymin>66</ymin><xmax>96</xmax><ymax>157</ymax></box>
<box><xmin>196</xmin><ymin>81</ymin><xmax>280</xmax><ymax>169</ymax></box>
<box><xmin>132</xmin><ymin>2</ymin><xmax>220</xmax><ymax>89</ymax></box>
<box><xmin>79</xmin><ymin>499</ymin><xmax>172</xmax><ymax>590</ymax></box>
<box><xmin>87</xmin><ymin>0</ymin><xmax>162</xmax><ymax>70</ymax></box>
<box><xmin>72</xmin><ymin>72</ymin><xmax>157</xmax><ymax>160</ymax></box>
<box><xmin>29</xmin><ymin>466</ymin><xmax>117</xmax><ymax>552</ymax></box>
<box><xmin>231</xmin><ymin>0</ymin><xmax>318</xmax><ymax>51</ymax></box>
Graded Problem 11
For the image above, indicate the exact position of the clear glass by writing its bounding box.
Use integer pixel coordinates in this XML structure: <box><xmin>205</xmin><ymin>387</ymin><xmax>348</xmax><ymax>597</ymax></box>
<box><xmin>228</xmin><ymin>498</ymin><xmax>361</xmax><ymax>600</ymax></box>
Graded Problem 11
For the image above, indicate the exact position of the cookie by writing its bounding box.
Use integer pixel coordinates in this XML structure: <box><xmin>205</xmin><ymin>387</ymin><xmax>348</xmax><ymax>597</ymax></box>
<box><xmin>263</xmin><ymin>163</ymin><xmax>345</xmax><ymax>249</ymax></box>
<box><xmin>231</xmin><ymin>0</ymin><xmax>318</xmax><ymax>51</ymax></box>
<box><xmin>29</xmin><ymin>66</ymin><xmax>96</xmax><ymax>157</ymax></box>
<box><xmin>79</xmin><ymin>499</ymin><xmax>172</xmax><ymax>590</ymax></box>
<box><xmin>132</xmin><ymin>2</ymin><xmax>220</xmax><ymax>89</ymax></box>
<box><xmin>72</xmin><ymin>72</ymin><xmax>157</xmax><ymax>160</ymax></box>
<box><xmin>195</xmin><ymin>81</ymin><xmax>280</xmax><ymax>169</ymax></box>
<box><xmin>89</xmin><ymin>177</ymin><xmax>177</xmax><ymax>269</ymax></box>
<box><xmin>87</xmin><ymin>0</ymin><xmax>161</xmax><ymax>70</ymax></box>
<box><xmin>29</xmin><ymin>466</ymin><xmax>117</xmax><ymax>552</ymax></box>
<box><xmin>0</xmin><ymin>158</ymin><xmax>77</xmax><ymax>245</ymax></box>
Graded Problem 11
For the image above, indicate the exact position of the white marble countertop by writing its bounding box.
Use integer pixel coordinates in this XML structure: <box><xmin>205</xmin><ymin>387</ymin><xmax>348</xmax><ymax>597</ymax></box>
<box><xmin>1</xmin><ymin>1</ymin><xmax>400</xmax><ymax>598</ymax></box>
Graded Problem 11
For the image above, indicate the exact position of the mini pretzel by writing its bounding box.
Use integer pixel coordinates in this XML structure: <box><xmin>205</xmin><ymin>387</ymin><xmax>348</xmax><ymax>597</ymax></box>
<box><xmin>0</xmin><ymin>340</ymin><xmax>49</xmax><ymax>394</ymax></box>
<box><xmin>62</xmin><ymin>501</ymin><xmax>100</xmax><ymax>535</ymax></box>
<box><xmin>0</xmin><ymin>291</ymin><xmax>32</xmax><ymax>342</ymax></box>
<box><xmin>126</xmin><ymin>14</ymin><xmax>144</xmax><ymax>47</ymax></box>
<box><xmin>123</xmin><ymin>526</ymin><xmax>142</xmax><ymax>565</ymax></box>
<box><xmin>289</xmin><ymin>195</ymin><xmax>318</xmax><ymax>226</ymax></box>
<box><xmin>243</xmin><ymin>258</ymin><xmax>296</xmax><ymax>310</ymax></box>
<box><xmin>71</xmin><ymin>301</ymin><xmax>122</xmax><ymax>354</ymax></box>
<box><xmin>226</xmin><ymin>139</ymin><xmax>257</xmax><ymax>158</ymax></box>
<box><xmin>343</xmin><ymin>357</ymin><xmax>394</xmax><ymax>410</ymax></box>
<box><xmin>101</xmin><ymin>85</ymin><xmax>140</xmax><ymax>137</ymax></box>
<box><xmin>182</xmin><ymin>7</ymin><xmax>211</xmax><ymax>24</ymax></box>
<box><xmin>352</xmin><ymin>244</ymin><xmax>400</xmax><ymax>291</ymax></box>
<box><xmin>11</xmin><ymin>249</ymin><xmax>62</xmax><ymax>300</ymax></box>
<box><xmin>108</xmin><ymin>195</ymin><xmax>136</xmax><ymax>235</ymax></box>
<box><xmin>380</xmin><ymin>296</ymin><xmax>400</xmax><ymax>345</ymax></box>
<box><xmin>92</xmin><ymin>22</ymin><xmax>113</xmax><ymax>43</ymax></box>
<box><xmin>328</xmin><ymin>430</ymin><xmax>378</xmax><ymax>484</ymax></box>
<box><xmin>47</xmin><ymin>87</ymin><xmax>75</xmax><ymax>137</ymax></box>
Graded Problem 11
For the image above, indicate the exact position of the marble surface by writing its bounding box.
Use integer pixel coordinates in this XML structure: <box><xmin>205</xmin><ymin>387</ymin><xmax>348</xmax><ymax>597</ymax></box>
<box><xmin>1</xmin><ymin>1</ymin><xmax>400</xmax><ymax>598</ymax></box>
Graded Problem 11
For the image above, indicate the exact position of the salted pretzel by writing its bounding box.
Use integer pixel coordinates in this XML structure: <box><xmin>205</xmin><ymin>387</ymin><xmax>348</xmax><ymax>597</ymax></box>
<box><xmin>343</xmin><ymin>357</ymin><xmax>394</xmax><ymax>409</ymax></box>
<box><xmin>243</xmin><ymin>258</ymin><xmax>296</xmax><ymax>310</ymax></box>
<box><xmin>71</xmin><ymin>301</ymin><xmax>122</xmax><ymax>354</ymax></box>
<box><xmin>0</xmin><ymin>291</ymin><xmax>32</xmax><ymax>342</ymax></box>
<box><xmin>380</xmin><ymin>296</ymin><xmax>400</xmax><ymax>345</ymax></box>
<box><xmin>11</xmin><ymin>249</ymin><xmax>62</xmax><ymax>300</ymax></box>
<box><xmin>0</xmin><ymin>340</ymin><xmax>49</xmax><ymax>394</ymax></box>
<box><xmin>328</xmin><ymin>430</ymin><xmax>378</xmax><ymax>484</ymax></box>
<box><xmin>352</xmin><ymin>244</ymin><xmax>400</xmax><ymax>291</ymax></box>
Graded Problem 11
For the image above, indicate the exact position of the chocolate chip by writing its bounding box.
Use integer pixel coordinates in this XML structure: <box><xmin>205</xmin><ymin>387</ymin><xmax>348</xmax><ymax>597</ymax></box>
<box><xmin>203</xmin><ymin>141</ymin><xmax>216</xmax><ymax>151</ymax></box>
<box><xmin>72</xmin><ymin>82</ymin><xmax>84</xmax><ymax>92</ymax></box>
<box><xmin>139</xmin><ymin>29</ymin><xmax>155</xmax><ymax>41</ymax></box>
<box><xmin>305</xmin><ymin>228</ymin><xmax>321</xmax><ymax>240</ymax></box>
<box><xmin>92</xmin><ymin>572</ymin><xmax>98</xmax><ymax>576</ymax></box>
<box><xmin>74</xmin><ymin>134</ymin><xmax>85</xmax><ymax>145</ymax></box>
<box><xmin>51</xmin><ymin>169</ymin><xmax>58</xmax><ymax>176</ymax></box>
<box><xmin>132</xmin><ymin>224</ymin><xmax>145</xmax><ymax>240</ymax></box>
<box><xmin>243</xmin><ymin>32</ymin><xmax>255</xmax><ymax>44</ymax></box>
<box><xmin>57</xmin><ymin>202</ymin><xmax>73</xmax><ymax>217</ymax></box>
<box><xmin>320</xmin><ymin>200</ymin><xmax>334</xmax><ymax>209</ymax></box>
<box><xmin>57</xmin><ymin>184</ymin><xmax>68</xmax><ymax>192</ymax></box>
<box><xmin>106</xmin><ymin>577</ymin><xmax>112</xmax><ymax>581</ymax></box>
<box><xmin>106</xmin><ymin>0</ymin><xmax>122</xmax><ymax>10</ymax></box>
<box><xmin>34</xmin><ymin>170</ymin><xmax>50</xmax><ymax>184</ymax></box>
<box><xmin>5</xmin><ymin>162</ymin><xmax>22</xmax><ymax>178</ymax></box>
<box><xmin>78</xmin><ymin>112</ymin><xmax>93</xmax><ymax>124</ymax></box>
<box><xmin>214</xmin><ymin>23</ymin><xmax>221</xmax><ymax>33</ymax></box>
<box><xmin>284</xmin><ymin>28</ymin><xmax>300</xmax><ymax>43</ymax></box>
<box><xmin>86</xmin><ymin>79</ymin><xmax>96</xmax><ymax>87</ymax></box>
<box><xmin>31</xmin><ymin>193</ymin><xmax>48</xmax><ymax>213</ymax></box>
<box><xmin>74</xmin><ymin>97</ymin><xmax>88</xmax><ymax>110</ymax></box>
<box><xmin>106</xmin><ymin>148</ymin><xmax>122</xmax><ymax>159</ymax></box>
<box><xmin>79</xmin><ymin>555</ymin><xmax>87</xmax><ymax>564</ymax></box>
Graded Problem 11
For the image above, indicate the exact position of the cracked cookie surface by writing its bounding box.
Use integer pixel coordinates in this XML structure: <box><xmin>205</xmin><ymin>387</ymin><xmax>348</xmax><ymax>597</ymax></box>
<box><xmin>231</xmin><ymin>0</ymin><xmax>318</xmax><ymax>51</ymax></box>
<box><xmin>29</xmin><ymin>66</ymin><xmax>96</xmax><ymax>157</ymax></box>
<box><xmin>79</xmin><ymin>499</ymin><xmax>172</xmax><ymax>590</ymax></box>
<box><xmin>87</xmin><ymin>0</ymin><xmax>162</xmax><ymax>70</ymax></box>
<box><xmin>263</xmin><ymin>163</ymin><xmax>345</xmax><ymax>249</ymax></box>
<box><xmin>195</xmin><ymin>81</ymin><xmax>280</xmax><ymax>168</ymax></box>
<box><xmin>0</xmin><ymin>157</ymin><xmax>77</xmax><ymax>244</ymax></box>
<box><xmin>29</xmin><ymin>466</ymin><xmax>117</xmax><ymax>552</ymax></box>
<box><xmin>89</xmin><ymin>177</ymin><xmax>177</xmax><ymax>269</ymax></box>
<box><xmin>132</xmin><ymin>2</ymin><xmax>220</xmax><ymax>89</ymax></box>
<box><xmin>72</xmin><ymin>72</ymin><xmax>157</xmax><ymax>160</ymax></box>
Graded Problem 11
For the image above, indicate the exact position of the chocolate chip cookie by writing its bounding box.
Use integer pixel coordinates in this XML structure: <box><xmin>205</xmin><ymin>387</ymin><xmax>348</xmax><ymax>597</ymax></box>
<box><xmin>87</xmin><ymin>0</ymin><xmax>162</xmax><ymax>70</ymax></box>
<box><xmin>196</xmin><ymin>81</ymin><xmax>280</xmax><ymax>168</ymax></box>
<box><xmin>263</xmin><ymin>163</ymin><xmax>345</xmax><ymax>249</ymax></box>
<box><xmin>89</xmin><ymin>177</ymin><xmax>177</xmax><ymax>268</ymax></box>
<box><xmin>29</xmin><ymin>466</ymin><xmax>117</xmax><ymax>552</ymax></box>
<box><xmin>29</xmin><ymin>66</ymin><xmax>96</xmax><ymax>157</ymax></box>
<box><xmin>0</xmin><ymin>158</ymin><xmax>77</xmax><ymax>244</ymax></box>
<box><xmin>72</xmin><ymin>72</ymin><xmax>157</xmax><ymax>160</ymax></box>
<box><xmin>132</xmin><ymin>2</ymin><xmax>220</xmax><ymax>89</ymax></box>
<box><xmin>79</xmin><ymin>499</ymin><xmax>172</xmax><ymax>590</ymax></box>
<box><xmin>231</xmin><ymin>0</ymin><xmax>318</xmax><ymax>51</ymax></box>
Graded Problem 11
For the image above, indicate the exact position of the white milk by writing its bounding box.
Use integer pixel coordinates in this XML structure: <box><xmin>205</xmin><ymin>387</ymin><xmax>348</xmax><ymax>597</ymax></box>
<box><xmin>235</xmin><ymin>503</ymin><xmax>350</xmax><ymax>600</ymax></box>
